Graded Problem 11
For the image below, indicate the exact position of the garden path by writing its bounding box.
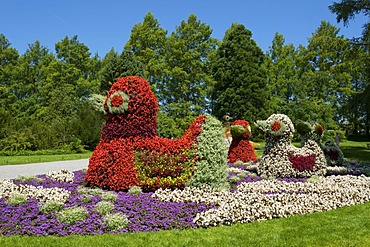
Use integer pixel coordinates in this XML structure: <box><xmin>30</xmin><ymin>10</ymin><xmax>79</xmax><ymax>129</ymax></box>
<box><xmin>0</xmin><ymin>159</ymin><xmax>89</xmax><ymax>179</ymax></box>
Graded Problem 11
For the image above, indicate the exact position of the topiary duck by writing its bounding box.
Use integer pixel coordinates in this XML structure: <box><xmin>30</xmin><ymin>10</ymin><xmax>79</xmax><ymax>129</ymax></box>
<box><xmin>256</xmin><ymin>114</ymin><xmax>327</xmax><ymax>178</ymax></box>
<box><xmin>227</xmin><ymin>120</ymin><xmax>257</xmax><ymax>163</ymax></box>
<box><xmin>85</xmin><ymin>76</ymin><xmax>228</xmax><ymax>191</ymax></box>
<box><xmin>296</xmin><ymin>121</ymin><xmax>344</xmax><ymax>166</ymax></box>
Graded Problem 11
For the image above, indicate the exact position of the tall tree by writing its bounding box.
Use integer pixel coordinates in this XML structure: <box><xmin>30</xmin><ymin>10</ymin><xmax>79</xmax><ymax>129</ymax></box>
<box><xmin>124</xmin><ymin>12</ymin><xmax>167</xmax><ymax>87</ymax></box>
<box><xmin>211</xmin><ymin>23</ymin><xmax>268</xmax><ymax>122</ymax></box>
<box><xmin>99</xmin><ymin>48</ymin><xmax>144</xmax><ymax>93</ymax></box>
<box><xmin>329</xmin><ymin>0</ymin><xmax>370</xmax><ymax>134</ymax></box>
<box><xmin>295</xmin><ymin>21</ymin><xmax>353</xmax><ymax>129</ymax></box>
<box><xmin>265</xmin><ymin>33</ymin><xmax>298</xmax><ymax>116</ymax></box>
<box><xmin>160</xmin><ymin>14</ymin><xmax>218</xmax><ymax>122</ymax></box>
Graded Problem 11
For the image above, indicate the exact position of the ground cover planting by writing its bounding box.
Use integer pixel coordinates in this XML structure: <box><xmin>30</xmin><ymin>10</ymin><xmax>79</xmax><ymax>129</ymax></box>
<box><xmin>1</xmin><ymin>161</ymin><xmax>369</xmax><ymax>237</ymax></box>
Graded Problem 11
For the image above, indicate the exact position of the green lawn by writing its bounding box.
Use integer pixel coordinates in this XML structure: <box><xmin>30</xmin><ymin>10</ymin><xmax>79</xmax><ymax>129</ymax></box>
<box><xmin>0</xmin><ymin>152</ymin><xmax>92</xmax><ymax>166</ymax></box>
<box><xmin>340</xmin><ymin>140</ymin><xmax>370</xmax><ymax>163</ymax></box>
<box><xmin>1</xmin><ymin>201</ymin><xmax>370</xmax><ymax>246</ymax></box>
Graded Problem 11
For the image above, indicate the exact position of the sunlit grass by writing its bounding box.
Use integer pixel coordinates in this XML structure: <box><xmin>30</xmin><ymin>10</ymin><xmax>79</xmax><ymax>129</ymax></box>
<box><xmin>0</xmin><ymin>153</ymin><xmax>91</xmax><ymax>166</ymax></box>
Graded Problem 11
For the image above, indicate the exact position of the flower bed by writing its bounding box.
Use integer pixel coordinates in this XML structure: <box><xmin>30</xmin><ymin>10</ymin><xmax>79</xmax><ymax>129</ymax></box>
<box><xmin>1</xmin><ymin>165</ymin><xmax>369</xmax><ymax>236</ymax></box>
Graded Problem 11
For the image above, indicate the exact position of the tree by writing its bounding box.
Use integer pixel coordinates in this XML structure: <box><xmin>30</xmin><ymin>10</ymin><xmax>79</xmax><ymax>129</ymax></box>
<box><xmin>265</xmin><ymin>33</ymin><xmax>298</xmax><ymax>116</ymax></box>
<box><xmin>211</xmin><ymin>23</ymin><xmax>268</xmax><ymax>123</ymax></box>
<box><xmin>329</xmin><ymin>0</ymin><xmax>370</xmax><ymax>134</ymax></box>
<box><xmin>295</xmin><ymin>21</ymin><xmax>353</xmax><ymax>129</ymax></box>
<box><xmin>157</xmin><ymin>14</ymin><xmax>218</xmax><ymax>133</ymax></box>
<box><xmin>100</xmin><ymin>48</ymin><xmax>144</xmax><ymax>93</ymax></box>
<box><xmin>124</xmin><ymin>12</ymin><xmax>167</xmax><ymax>88</ymax></box>
<box><xmin>329</xmin><ymin>0</ymin><xmax>370</xmax><ymax>40</ymax></box>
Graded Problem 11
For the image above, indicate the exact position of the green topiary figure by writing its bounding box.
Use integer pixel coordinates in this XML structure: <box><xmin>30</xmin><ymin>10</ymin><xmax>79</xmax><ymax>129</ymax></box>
<box><xmin>186</xmin><ymin>115</ymin><xmax>229</xmax><ymax>189</ymax></box>
<box><xmin>296</xmin><ymin>120</ymin><xmax>344</xmax><ymax>166</ymax></box>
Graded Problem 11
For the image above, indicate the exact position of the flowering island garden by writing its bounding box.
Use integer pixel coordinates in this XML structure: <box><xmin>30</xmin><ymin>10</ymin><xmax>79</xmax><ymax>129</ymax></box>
<box><xmin>1</xmin><ymin>76</ymin><xmax>370</xmax><ymax>240</ymax></box>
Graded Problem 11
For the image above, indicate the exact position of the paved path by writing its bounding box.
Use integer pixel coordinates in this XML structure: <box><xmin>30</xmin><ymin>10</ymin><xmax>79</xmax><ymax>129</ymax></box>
<box><xmin>0</xmin><ymin>159</ymin><xmax>89</xmax><ymax>179</ymax></box>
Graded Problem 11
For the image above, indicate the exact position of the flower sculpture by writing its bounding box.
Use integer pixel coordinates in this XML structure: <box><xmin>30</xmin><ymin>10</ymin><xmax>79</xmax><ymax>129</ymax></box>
<box><xmin>256</xmin><ymin>114</ymin><xmax>327</xmax><ymax>178</ymax></box>
<box><xmin>227</xmin><ymin>120</ymin><xmax>257</xmax><ymax>163</ymax></box>
<box><xmin>296</xmin><ymin>121</ymin><xmax>344</xmax><ymax>166</ymax></box>
<box><xmin>86</xmin><ymin>76</ymin><xmax>228</xmax><ymax>191</ymax></box>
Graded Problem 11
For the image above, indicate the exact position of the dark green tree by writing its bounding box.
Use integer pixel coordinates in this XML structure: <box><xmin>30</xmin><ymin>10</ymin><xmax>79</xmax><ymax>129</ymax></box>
<box><xmin>100</xmin><ymin>48</ymin><xmax>144</xmax><ymax>93</ymax></box>
<box><xmin>211</xmin><ymin>23</ymin><xmax>268</xmax><ymax>122</ymax></box>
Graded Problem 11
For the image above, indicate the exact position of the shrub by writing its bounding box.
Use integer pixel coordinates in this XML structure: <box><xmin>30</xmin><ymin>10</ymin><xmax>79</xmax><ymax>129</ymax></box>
<box><xmin>57</xmin><ymin>206</ymin><xmax>88</xmax><ymax>225</ymax></box>
<box><xmin>103</xmin><ymin>213</ymin><xmax>129</xmax><ymax>231</ymax></box>
<box><xmin>94</xmin><ymin>201</ymin><xmax>115</xmax><ymax>216</ymax></box>
<box><xmin>6</xmin><ymin>193</ymin><xmax>27</xmax><ymax>206</ymax></box>
<box><xmin>39</xmin><ymin>200</ymin><xmax>64</xmax><ymax>214</ymax></box>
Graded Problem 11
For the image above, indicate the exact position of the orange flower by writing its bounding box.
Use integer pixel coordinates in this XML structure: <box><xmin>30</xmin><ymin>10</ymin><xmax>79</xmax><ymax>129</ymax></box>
<box><xmin>271</xmin><ymin>121</ymin><xmax>281</xmax><ymax>132</ymax></box>
<box><xmin>111</xmin><ymin>94</ymin><xmax>124</xmax><ymax>107</ymax></box>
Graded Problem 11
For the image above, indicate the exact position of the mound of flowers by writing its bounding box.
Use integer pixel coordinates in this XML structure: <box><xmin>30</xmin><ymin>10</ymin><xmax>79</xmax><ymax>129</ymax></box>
<box><xmin>227</xmin><ymin>120</ymin><xmax>257</xmax><ymax>163</ymax></box>
<box><xmin>86</xmin><ymin>76</ymin><xmax>228</xmax><ymax>191</ymax></box>
<box><xmin>256</xmin><ymin>114</ymin><xmax>327</xmax><ymax>178</ymax></box>
<box><xmin>1</xmin><ymin>165</ymin><xmax>369</xmax><ymax>236</ymax></box>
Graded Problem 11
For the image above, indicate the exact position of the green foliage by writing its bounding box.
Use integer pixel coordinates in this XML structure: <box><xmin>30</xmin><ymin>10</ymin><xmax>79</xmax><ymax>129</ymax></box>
<box><xmin>101</xmin><ymin>192</ymin><xmax>118</xmax><ymax>202</ymax></box>
<box><xmin>6</xmin><ymin>193</ymin><xmax>27</xmax><ymax>206</ymax></box>
<box><xmin>100</xmin><ymin>49</ymin><xmax>144</xmax><ymax>93</ymax></box>
<box><xmin>128</xmin><ymin>186</ymin><xmax>142</xmax><ymax>195</ymax></box>
<box><xmin>103</xmin><ymin>213</ymin><xmax>129</xmax><ymax>231</ymax></box>
<box><xmin>57</xmin><ymin>206</ymin><xmax>88</xmax><ymax>225</ymax></box>
<box><xmin>39</xmin><ymin>200</ymin><xmax>64</xmax><ymax>214</ymax></box>
<box><xmin>211</xmin><ymin>23</ymin><xmax>268</xmax><ymax>122</ymax></box>
<box><xmin>186</xmin><ymin>115</ymin><xmax>229</xmax><ymax>189</ymax></box>
<box><xmin>230</xmin><ymin>125</ymin><xmax>245</xmax><ymax>137</ymax></box>
<box><xmin>94</xmin><ymin>201</ymin><xmax>115</xmax><ymax>216</ymax></box>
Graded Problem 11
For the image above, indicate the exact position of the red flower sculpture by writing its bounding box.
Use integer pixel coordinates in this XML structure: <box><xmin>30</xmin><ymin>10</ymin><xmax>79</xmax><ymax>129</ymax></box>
<box><xmin>85</xmin><ymin>76</ymin><xmax>207</xmax><ymax>191</ymax></box>
<box><xmin>228</xmin><ymin>120</ymin><xmax>257</xmax><ymax>163</ymax></box>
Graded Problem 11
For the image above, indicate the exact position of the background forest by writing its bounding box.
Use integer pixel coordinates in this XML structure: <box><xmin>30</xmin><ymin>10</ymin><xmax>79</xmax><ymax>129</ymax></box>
<box><xmin>1</xmin><ymin>5</ymin><xmax>369</xmax><ymax>152</ymax></box>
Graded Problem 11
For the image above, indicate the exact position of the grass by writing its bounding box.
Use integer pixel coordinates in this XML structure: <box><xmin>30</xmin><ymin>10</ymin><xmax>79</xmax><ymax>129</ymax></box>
<box><xmin>340</xmin><ymin>140</ymin><xmax>370</xmax><ymax>163</ymax></box>
<box><xmin>1</xmin><ymin>201</ymin><xmax>369</xmax><ymax>246</ymax></box>
<box><xmin>0</xmin><ymin>153</ymin><xmax>92</xmax><ymax>166</ymax></box>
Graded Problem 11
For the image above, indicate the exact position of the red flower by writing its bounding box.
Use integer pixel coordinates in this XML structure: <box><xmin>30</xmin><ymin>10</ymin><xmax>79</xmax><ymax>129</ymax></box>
<box><xmin>271</xmin><ymin>121</ymin><xmax>281</xmax><ymax>132</ymax></box>
<box><xmin>111</xmin><ymin>94</ymin><xmax>124</xmax><ymax>107</ymax></box>
<box><xmin>315</xmin><ymin>125</ymin><xmax>324</xmax><ymax>136</ymax></box>
<box><xmin>288</xmin><ymin>154</ymin><xmax>316</xmax><ymax>171</ymax></box>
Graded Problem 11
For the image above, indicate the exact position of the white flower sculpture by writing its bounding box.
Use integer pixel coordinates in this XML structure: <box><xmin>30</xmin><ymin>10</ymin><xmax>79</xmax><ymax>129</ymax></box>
<box><xmin>256</xmin><ymin>114</ymin><xmax>327</xmax><ymax>178</ymax></box>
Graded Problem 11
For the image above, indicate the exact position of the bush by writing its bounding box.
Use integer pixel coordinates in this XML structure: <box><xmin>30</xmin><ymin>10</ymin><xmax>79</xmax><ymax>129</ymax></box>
<box><xmin>103</xmin><ymin>213</ymin><xmax>129</xmax><ymax>231</ymax></box>
<box><xmin>94</xmin><ymin>201</ymin><xmax>115</xmax><ymax>216</ymax></box>
<box><xmin>39</xmin><ymin>200</ymin><xmax>64</xmax><ymax>214</ymax></box>
<box><xmin>6</xmin><ymin>193</ymin><xmax>28</xmax><ymax>206</ymax></box>
<box><xmin>57</xmin><ymin>206</ymin><xmax>88</xmax><ymax>225</ymax></box>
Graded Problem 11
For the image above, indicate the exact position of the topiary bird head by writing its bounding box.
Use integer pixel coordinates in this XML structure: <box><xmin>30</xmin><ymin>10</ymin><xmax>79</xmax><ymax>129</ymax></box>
<box><xmin>101</xmin><ymin>76</ymin><xmax>158</xmax><ymax>141</ymax></box>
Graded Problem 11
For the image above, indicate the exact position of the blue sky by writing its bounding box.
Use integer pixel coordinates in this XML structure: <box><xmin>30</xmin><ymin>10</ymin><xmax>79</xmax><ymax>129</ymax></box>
<box><xmin>1</xmin><ymin>0</ymin><xmax>368</xmax><ymax>57</ymax></box>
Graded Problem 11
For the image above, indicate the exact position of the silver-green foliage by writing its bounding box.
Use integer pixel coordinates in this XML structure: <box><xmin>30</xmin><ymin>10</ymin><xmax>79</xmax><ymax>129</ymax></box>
<box><xmin>57</xmin><ymin>206</ymin><xmax>88</xmax><ymax>225</ymax></box>
<box><xmin>103</xmin><ymin>213</ymin><xmax>129</xmax><ymax>231</ymax></box>
<box><xmin>186</xmin><ymin>115</ymin><xmax>229</xmax><ymax>189</ymax></box>
<box><xmin>6</xmin><ymin>193</ymin><xmax>27</xmax><ymax>206</ymax></box>
<box><xmin>94</xmin><ymin>201</ymin><xmax>114</xmax><ymax>216</ymax></box>
<box><xmin>101</xmin><ymin>192</ymin><xmax>118</xmax><ymax>201</ymax></box>
<box><xmin>128</xmin><ymin>186</ymin><xmax>142</xmax><ymax>194</ymax></box>
<box><xmin>39</xmin><ymin>200</ymin><xmax>64</xmax><ymax>214</ymax></box>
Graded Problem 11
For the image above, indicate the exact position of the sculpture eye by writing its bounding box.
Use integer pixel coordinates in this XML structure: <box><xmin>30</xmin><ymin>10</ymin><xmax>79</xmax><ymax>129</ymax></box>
<box><xmin>106</xmin><ymin>91</ymin><xmax>129</xmax><ymax>114</ymax></box>
<box><xmin>270</xmin><ymin>120</ymin><xmax>286</xmax><ymax>136</ymax></box>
